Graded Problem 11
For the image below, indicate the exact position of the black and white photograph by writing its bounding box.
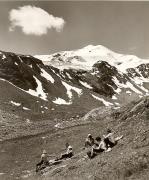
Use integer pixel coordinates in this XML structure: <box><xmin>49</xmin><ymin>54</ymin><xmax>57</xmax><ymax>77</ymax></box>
<box><xmin>0</xmin><ymin>1</ymin><xmax>149</xmax><ymax>179</ymax></box>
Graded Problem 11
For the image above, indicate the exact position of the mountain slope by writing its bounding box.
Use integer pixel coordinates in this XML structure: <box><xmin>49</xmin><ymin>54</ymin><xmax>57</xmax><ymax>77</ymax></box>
<box><xmin>15</xmin><ymin>96</ymin><xmax>149</xmax><ymax>180</ymax></box>
<box><xmin>35</xmin><ymin>45</ymin><xmax>149</xmax><ymax>105</ymax></box>
<box><xmin>1</xmin><ymin>46</ymin><xmax>149</xmax><ymax>120</ymax></box>
<box><xmin>44</xmin><ymin>97</ymin><xmax>149</xmax><ymax>180</ymax></box>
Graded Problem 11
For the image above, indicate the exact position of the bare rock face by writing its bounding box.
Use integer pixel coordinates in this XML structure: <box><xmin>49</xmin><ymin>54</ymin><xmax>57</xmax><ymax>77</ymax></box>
<box><xmin>0</xmin><ymin>52</ymin><xmax>43</xmax><ymax>90</ymax></box>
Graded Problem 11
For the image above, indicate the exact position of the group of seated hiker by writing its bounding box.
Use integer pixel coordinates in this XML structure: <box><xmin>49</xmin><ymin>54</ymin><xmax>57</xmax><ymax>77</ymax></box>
<box><xmin>86</xmin><ymin>129</ymin><xmax>123</xmax><ymax>159</ymax></box>
<box><xmin>36</xmin><ymin>129</ymin><xmax>122</xmax><ymax>172</ymax></box>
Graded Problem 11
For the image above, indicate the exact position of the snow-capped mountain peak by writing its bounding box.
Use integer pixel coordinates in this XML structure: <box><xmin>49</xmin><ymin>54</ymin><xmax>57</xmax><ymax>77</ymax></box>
<box><xmin>35</xmin><ymin>45</ymin><xmax>149</xmax><ymax>72</ymax></box>
<box><xmin>1</xmin><ymin>46</ymin><xmax>149</xmax><ymax>112</ymax></box>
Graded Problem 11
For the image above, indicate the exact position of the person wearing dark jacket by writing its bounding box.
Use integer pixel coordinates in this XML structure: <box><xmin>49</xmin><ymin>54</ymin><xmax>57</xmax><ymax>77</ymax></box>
<box><xmin>87</xmin><ymin>136</ymin><xmax>106</xmax><ymax>159</ymax></box>
<box><xmin>103</xmin><ymin>129</ymin><xmax>123</xmax><ymax>149</ymax></box>
<box><xmin>85</xmin><ymin>134</ymin><xmax>95</xmax><ymax>147</ymax></box>
<box><xmin>36</xmin><ymin>150</ymin><xmax>50</xmax><ymax>172</ymax></box>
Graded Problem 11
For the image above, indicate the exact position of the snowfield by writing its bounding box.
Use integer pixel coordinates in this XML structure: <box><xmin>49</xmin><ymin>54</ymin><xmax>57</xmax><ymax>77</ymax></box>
<box><xmin>0</xmin><ymin>77</ymin><xmax>47</xmax><ymax>101</ymax></box>
<box><xmin>35</xmin><ymin>45</ymin><xmax>149</xmax><ymax>72</ymax></box>
<box><xmin>27</xmin><ymin>76</ymin><xmax>47</xmax><ymax>101</ymax></box>
<box><xmin>52</xmin><ymin>81</ymin><xmax>83</xmax><ymax>105</ymax></box>
<box><xmin>52</xmin><ymin>97</ymin><xmax>71</xmax><ymax>105</ymax></box>
<box><xmin>41</xmin><ymin>68</ymin><xmax>54</xmax><ymax>83</ymax></box>
<box><xmin>79</xmin><ymin>80</ymin><xmax>93</xmax><ymax>89</ymax></box>
<box><xmin>113</xmin><ymin>76</ymin><xmax>143</xmax><ymax>95</ymax></box>
<box><xmin>62</xmin><ymin>81</ymin><xmax>82</xmax><ymax>99</ymax></box>
<box><xmin>91</xmin><ymin>94</ymin><xmax>113</xmax><ymax>106</ymax></box>
<box><xmin>10</xmin><ymin>101</ymin><xmax>21</xmax><ymax>106</ymax></box>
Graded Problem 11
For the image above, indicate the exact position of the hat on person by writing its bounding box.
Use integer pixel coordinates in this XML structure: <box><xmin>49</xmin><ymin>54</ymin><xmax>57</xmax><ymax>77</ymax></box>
<box><xmin>43</xmin><ymin>150</ymin><xmax>47</xmax><ymax>154</ymax></box>
<box><xmin>87</xmin><ymin>134</ymin><xmax>92</xmax><ymax>138</ymax></box>
<box><xmin>68</xmin><ymin>146</ymin><xmax>72</xmax><ymax>150</ymax></box>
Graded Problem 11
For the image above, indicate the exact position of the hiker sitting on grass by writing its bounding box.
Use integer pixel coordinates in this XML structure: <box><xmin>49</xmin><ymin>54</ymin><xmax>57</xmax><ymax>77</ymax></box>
<box><xmin>56</xmin><ymin>143</ymin><xmax>73</xmax><ymax>160</ymax></box>
<box><xmin>85</xmin><ymin>134</ymin><xmax>95</xmax><ymax>148</ymax></box>
<box><xmin>36</xmin><ymin>150</ymin><xmax>50</xmax><ymax>172</ymax></box>
<box><xmin>87</xmin><ymin>136</ymin><xmax>107</xmax><ymax>159</ymax></box>
<box><xmin>103</xmin><ymin>129</ymin><xmax>123</xmax><ymax>149</ymax></box>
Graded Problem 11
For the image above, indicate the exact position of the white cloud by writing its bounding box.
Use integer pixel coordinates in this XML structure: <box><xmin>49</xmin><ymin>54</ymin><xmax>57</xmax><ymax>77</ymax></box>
<box><xmin>9</xmin><ymin>5</ymin><xmax>65</xmax><ymax>35</ymax></box>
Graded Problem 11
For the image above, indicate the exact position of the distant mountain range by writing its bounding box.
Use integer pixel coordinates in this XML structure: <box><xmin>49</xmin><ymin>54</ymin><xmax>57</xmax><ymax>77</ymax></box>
<box><xmin>0</xmin><ymin>45</ymin><xmax>149</xmax><ymax>118</ymax></box>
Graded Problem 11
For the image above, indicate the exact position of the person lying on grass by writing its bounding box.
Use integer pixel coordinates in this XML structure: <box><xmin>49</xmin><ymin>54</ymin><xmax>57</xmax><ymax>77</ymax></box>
<box><xmin>56</xmin><ymin>143</ymin><xmax>73</xmax><ymax>160</ymax></box>
<box><xmin>103</xmin><ymin>129</ymin><xmax>123</xmax><ymax>149</ymax></box>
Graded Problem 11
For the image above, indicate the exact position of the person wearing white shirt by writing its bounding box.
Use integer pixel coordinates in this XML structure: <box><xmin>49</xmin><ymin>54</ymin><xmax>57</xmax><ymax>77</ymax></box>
<box><xmin>57</xmin><ymin>143</ymin><xmax>73</xmax><ymax>160</ymax></box>
<box><xmin>87</xmin><ymin>136</ymin><xmax>106</xmax><ymax>159</ymax></box>
<box><xmin>103</xmin><ymin>129</ymin><xmax>123</xmax><ymax>149</ymax></box>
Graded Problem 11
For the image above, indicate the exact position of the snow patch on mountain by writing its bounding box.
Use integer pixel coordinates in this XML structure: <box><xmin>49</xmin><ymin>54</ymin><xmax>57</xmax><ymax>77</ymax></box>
<box><xmin>41</xmin><ymin>68</ymin><xmax>54</xmax><ymax>83</ymax></box>
<box><xmin>0</xmin><ymin>173</ymin><xmax>5</xmax><ymax>175</ymax></box>
<box><xmin>52</xmin><ymin>81</ymin><xmax>83</xmax><ymax>105</ymax></box>
<box><xmin>18</xmin><ymin>56</ymin><xmax>23</xmax><ymax>63</ymax></box>
<box><xmin>130</xmin><ymin>75</ymin><xmax>149</xmax><ymax>94</ymax></box>
<box><xmin>35</xmin><ymin>55</ymin><xmax>50</xmax><ymax>62</ymax></box>
<box><xmin>35</xmin><ymin>45</ymin><xmax>149</xmax><ymax>73</ymax></box>
<box><xmin>0</xmin><ymin>77</ymin><xmax>47</xmax><ymax>101</ymax></box>
<box><xmin>66</xmin><ymin>72</ymin><xmax>72</xmax><ymax>79</ymax></box>
<box><xmin>62</xmin><ymin>81</ymin><xmax>82</xmax><ymax>99</ymax></box>
<box><xmin>28</xmin><ymin>64</ymin><xmax>32</xmax><ymax>68</ymax></box>
<box><xmin>113</xmin><ymin>76</ymin><xmax>142</xmax><ymax>94</ymax></box>
<box><xmin>79</xmin><ymin>80</ymin><xmax>92</xmax><ymax>89</ymax></box>
<box><xmin>126</xmin><ymin>90</ymin><xmax>131</xmax><ymax>94</ymax></box>
<box><xmin>27</xmin><ymin>76</ymin><xmax>47</xmax><ymax>101</ymax></box>
<box><xmin>23</xmin><ymin>107</ymin><xmax>30</xmax><ymax>110</ymax></box>
<box><xmin>91</xmin><ymin>94</ymin><xmax>113</xmax><ymax>106</ymax></box>
<box><xmin>10</xmin><ymin>101</ymin><xmax>21</xmax><ymax>106</ymax></box>
<box><xmin>2</xmin><ymin>54</ymin><xmax>6</xmax><ymax>60</ymax></box>
<box><xmin>113</xmin><ymin>106</ymin><xmax>120</xmax><ymax>109</ymax></box>
<box><xmin>52</xmin><ymin>97</ymin><xmax>71</xmax><ymax>105</ymax></box>
<box><xmin>115</xmin><ymin>102</ymin><xmax>120</xmax><ymax>106</ymax></box>
<box><xmin>112</xmin><ymin>95</ymin><xmax>117</xmax><ymax>100</ymax></box>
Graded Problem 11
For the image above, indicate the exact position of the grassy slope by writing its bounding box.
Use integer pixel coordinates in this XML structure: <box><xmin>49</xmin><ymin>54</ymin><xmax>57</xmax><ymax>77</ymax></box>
<box><xmin>0</xmin><ymin>97</ymin><xmax>149</xmax><ymax>180</ymax></box>
<box><xmin>40</xmin><ymin>97</ymin><xmax>149</xmax><ymax>180</ymax></box>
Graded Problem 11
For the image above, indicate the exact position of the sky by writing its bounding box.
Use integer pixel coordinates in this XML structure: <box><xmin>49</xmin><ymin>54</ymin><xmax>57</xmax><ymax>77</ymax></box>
<box><xmin>0</xmin><ymin>1</ymin><xmax>149</xmax><ymax>58</ymax></box>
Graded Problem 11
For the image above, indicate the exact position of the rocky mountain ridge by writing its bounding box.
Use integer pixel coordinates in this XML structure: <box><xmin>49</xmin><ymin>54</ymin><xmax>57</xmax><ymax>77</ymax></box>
<box><xmin>0</xmin><ymin>46</ymin><xmax>149</xmax><ymax>113</ymax></box>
